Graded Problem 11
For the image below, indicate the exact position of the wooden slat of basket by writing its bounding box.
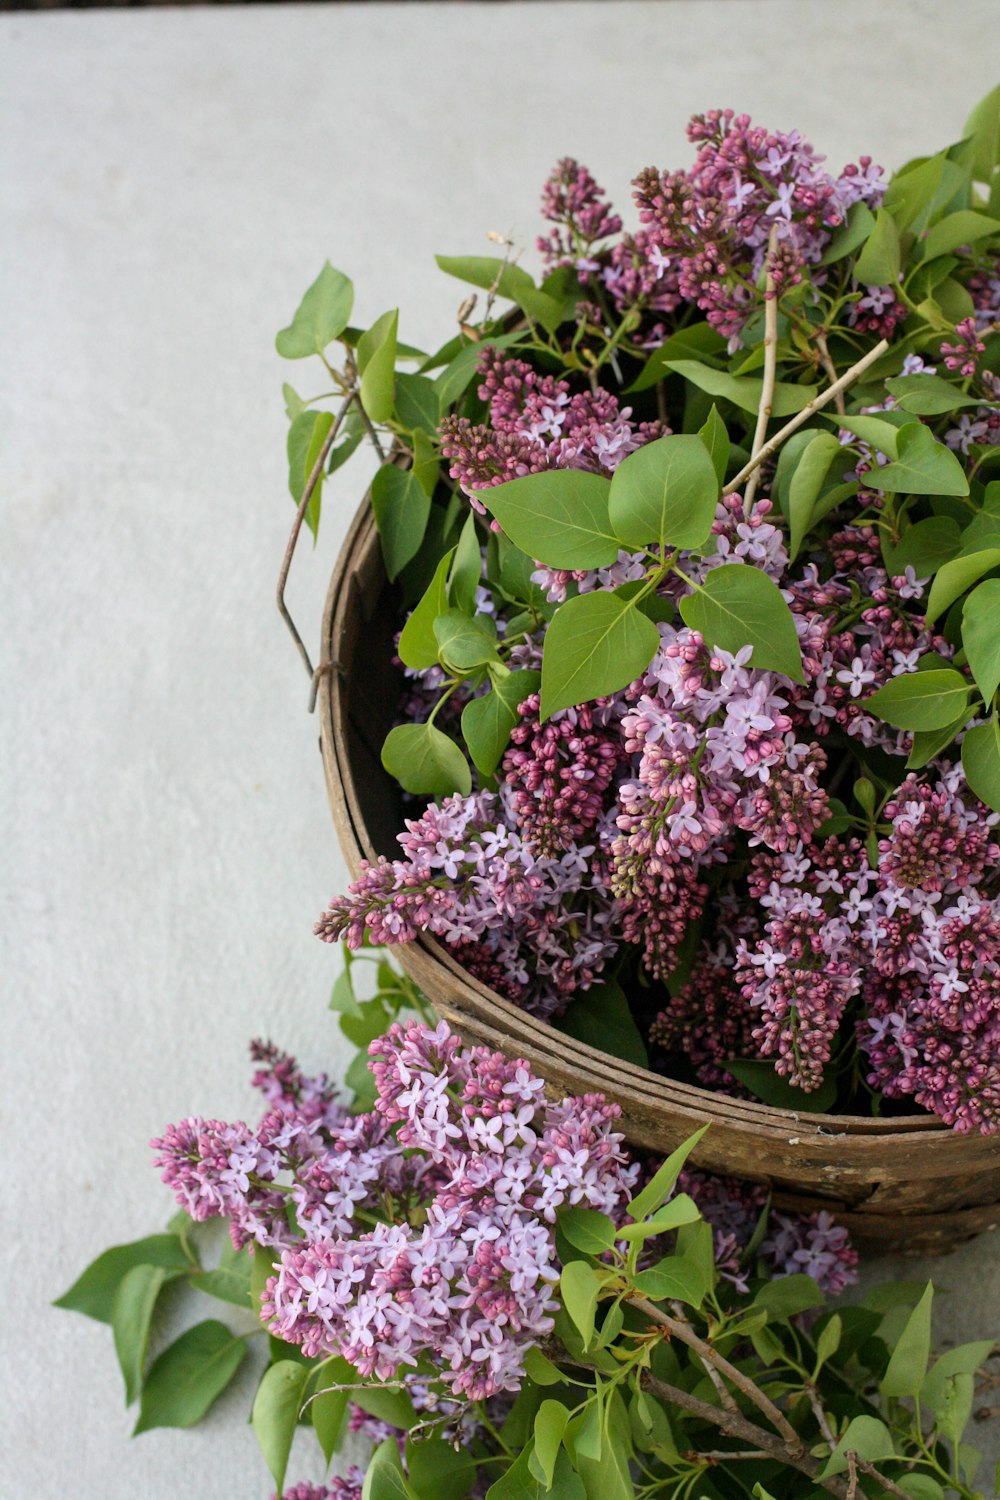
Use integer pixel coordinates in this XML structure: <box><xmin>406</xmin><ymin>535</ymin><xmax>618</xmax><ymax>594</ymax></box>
<box><xmin>319</xmin><ymin>499</ymin><xmax>1000</xmax><ymax>1250</ymax></box>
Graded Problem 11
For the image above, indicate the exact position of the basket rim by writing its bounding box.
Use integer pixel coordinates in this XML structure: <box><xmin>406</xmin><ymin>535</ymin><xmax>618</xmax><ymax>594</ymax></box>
<box><xmin>319</xmin><ymin>498</ymin><xmax>1000</xmax><ymax>1171</ymax></box>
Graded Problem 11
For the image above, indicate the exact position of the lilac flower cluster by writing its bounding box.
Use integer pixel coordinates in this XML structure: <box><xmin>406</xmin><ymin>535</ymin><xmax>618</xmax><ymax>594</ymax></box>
<box><xmin>155</xmin><ymin>1022</ymin><xmax>637</xmax><ymax>1403</ymax></box>
<box><xmin>439</xmin><ymin>348</ymin><xmax>662</xmax><ymax>511</ymax></box>
<box><xmin>678</xmin><ymin>1169</ymin><xmax>858</xmax><ymax>1298</ymax></box>
<box><xmin>625</xmin><ymin>111</ymin><xmax>885</xmax><ymax>346</ymax></box>
<box><xmin>315</xmin><ymin>791</ymin><xmax>618</xmax><ymax>1016</ymax></box>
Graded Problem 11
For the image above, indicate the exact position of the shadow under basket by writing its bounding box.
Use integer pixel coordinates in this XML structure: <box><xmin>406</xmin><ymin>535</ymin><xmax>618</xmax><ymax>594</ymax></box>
<box><xmin>318</xmin><ymin>498</ymin><xmax>1000</xmax><ymax>1255</ymax></box>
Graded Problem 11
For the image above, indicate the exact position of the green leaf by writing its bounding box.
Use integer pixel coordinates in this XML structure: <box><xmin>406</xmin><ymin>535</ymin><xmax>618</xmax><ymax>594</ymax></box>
<box><xmin>487</xmin><ymin>1445</ymin><xmax>585</xmax><ymax>1500</ymax></box>
<box><xmin>574</xmin><ymin>1404</ymin><xmax>634</xmax><ymax>1500</ymax></box>
<box><xmin>435</xmin><ymin>255</ymin><xmax>567</xmax><ymax>334</ymax></box>
<box><xmin>398</xmin><ymin>549</ymin><xmax>456</xmax><ymax>669</ymax></box>
<box><xmin>560</xmin><ymin>1261</ymin><xmax>600</xmax><ymax>1349</ymax></box>
<box><xmin>431</xmin><ymin>333</ymin><xmax>526</xmax><ymax>408</ymax></box>
<box><xmin>906</xmin><ymin>709</ymin><xmax>972</xmax><ymax>769</ymax></box>
<box><xmin>626</xmin><ymin>322</ymin><xmax>726</xmax><ymax>393</ymax></box>
<box><xmin>896</xmin><ymin>1478</ymin><xmax>945</xmax><ymax>1500</ymax></box>
<box><xmin>752</xmin><ymin>1274</ymin><xmax>825</xmax><ymax>1320</ymax></box>
<box><xmin>533</xmin><ymin>1400</ymin><xmax>571</xmax><ymax>1489</ymax></box>
<box><xmin>615</xmin><ymin>1194</ymin><xmax>700</xmax><ymax>1243</ymax></box>
<box><xmin>310</xmin><ymin>1362</ymin><xmax>349</xmax><ymax>1466</ymax></box>
<box><xmin>885</xmin><ymin>516</ymin><xmax>961</xmax><ymax>578</ymax></box>
<box><xmin>919</xmin><ymin>210</ymin><xmax>1000</xmax><ymax>262</ymax></box>
<box><xmin>865</xmin><ymin>668</ymin><xmax>973</xmax><ymax>730</ymax></box>
<box><xmin>815</xmin><ymin>1312</ymin><xmax>842</xmax><ymax>1368</ymax></box>
<box><xmin>924</xmin><ymin>1340</ymin><xmax>996</xmax><ymax>1418</ymax></box>
<box><xmin>523</xmin><ymin>1346</ymin><xmax>564</xmax><ymax>1387</ymax></box>
<box><xmin>381</xmin><ymin>722</ymin><xmax>471</xmax><ymax>798</ymax></box>
<box><xmin>462</xmin><ymin>670</ymin><xmax>540</xmax><ymax>777</ymax></box>
<box><xmin>831</xmin><ymin>412</ymin><xmax>904</xmax><ymax>456</ymax></box>
<box><xmin>407</xmin><ymin>1439</ymin><xmax>482</xmax><ymax>1500</ymax></box>
<box><xmin>885</xmin><ymin>373</ymin><xmax>987</xmax><ymax>415</ymax></box>
<box><xmin>881</xmin><ymin>1282</ymin><xmax>933</xmax><ymax>1399</ymax></box>
<box><xmin>965</xmin><ymin>82</ymin><xmax>1000</xmax><ymax>181</ymax></box>
<box><xmin>411</xmin><ymin>429</ymin><xmax>439</xmax><ymax>499</ymax></box>
<box><xmin>358</xmin><ymin>310</ymin><xmax>399</xmax><ymax>425</ymax></box>
<box><xmin>553</xmin><ymin>978</ymin><xmax>648</xmax><ymax>1068</ymax></box>
<box><xmin>787</xmin><ymin>431</ymin><xmax>842</xmax><ymax>559</ymax></box>
<box><xmin>287</xmin><ymin>409</ymin><xmax>334</xmax><ymax>539</ymax></box>
<box><xmin>189</xmin><ymin>1243</ymin><xmax>253</xmax><ymax>1308</ymax></box>
<box><xmin>724</xmin><ymin>1058</ymin><xmax>837</xmax><ymax>1112</ymax></box>
<box><xmin>926</xmin><ymin>547</ymin><xmax>1000</xmax><ymax>623</ymax></box>
<box><xmin>133</xmin><ymin>1320</ymin><xmax>246</xmax><ymax>1434</ymax></box>
<box><xmin>632</xmin><ymin>1253</ymin><xmax>707</xmax><ymax>1307</ymax></box>
<box><xmin>821</xmin><ymin>200</ymin><xmax>876</xmax><ymax>264</ymax></box>
<box><xmin>885</xmin><ymin>152</ymin><xmax>964</xmax><ymax>235</ymax></box>
<box><xmin>854</xmin><ymin>208</ymin><xmax>901</xmax><ymax>286</ymax></box>
<box><xmin>540</xmin><ymin>588</ymin><xmax>659</xmax><ymax>720</ymax></box>
<box><xmin>433</xmin><ymin>610</ymin><xmax>498</xmax><ymax>671</ymax></box>
<box><xmin>679</xmin><ymin>564</ymin><xmax>804</xmax><ymax>682</ymax></box>
<box><xmin>111</xmin><ymin>1264</ymin><xmax>168</xmax><ymax>1405</ymax></box>
<box><xmin>54</xmin><ymin>1235</ymin><xmax>192</xmax><ymax>1324</ymax></box>
<box><xmin>821</xmin><ymin>1415</ymin><xmax>895</xmax><ymax>1479</ymax></box>
<box><xmin>558</xmin><ymin>1207</ymin><xmax>617</xmax><ymax>1257</ymax></box>
<box><xmin>371</xmin><ymin>467</ymin><xmax>431</xmax><ymax>583</ymax></box>
<box><xmin>283</xmin><ymin>382</ymin><xmax>307</xmax><ymax>420</ymax></box>
<box><xmin>608</xmin><ymin>434</ymin><xmax>719</xmax><ymax>550</ymax></box>
<box><xmin>364</xmin><ymin>1438</ymin><xmax>418</xmax><ymax>1500</ymax></box>
<box><xmin>276</xmin><ymin>262</ymin><xmax>354</xmax><ymax>358</ymax></box>
<box><xmin>252</xmin><ymin>1360</ymin><xmax>311</xmax><ymax>1496</ymax></box>
<box><xmin>627</xmin><ymin>1126</ymin><xmax>709</xmax><ymax>1224</ymax></box>
<box><xmin>962</xmin><ymin>579</ymin><xmax>1000</xmax><ymax>703</ymax></box>
<box><xmin>870</xmin><ymin>423</ymin><xmax>969</xmax><ymax>497</ymax></box>
<box><xmin>485</xmin><ymin>471</ymin><xmax>619</xmax><ymax>570</ymax></box>
<box><xmin>394</xmin><ymin>373</ymin><xmax>441</xmax><ymax>434</ymax></box>
<box><xmin>448</xmin><ymin>511</ymin><xmax>482</xmax><ymax>615</ymax></box>
<box><xmin>962</xmin><ymin>717</ymin><xmax>1000</xmax><ymax>812</ymax></box>
<box><xmin>661</xmin><ymin>358</ymin><xmax>817</xmax><ymax>417</ymax></box>
<box><xmin>698</xmin><ymin>405</ymin><xmax>730</xmax><ymax>487</ymax></box>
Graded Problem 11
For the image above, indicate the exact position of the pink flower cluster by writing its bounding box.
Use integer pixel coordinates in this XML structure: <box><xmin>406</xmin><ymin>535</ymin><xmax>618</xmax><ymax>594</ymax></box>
<box><xmin>315</xmin><ymin>792</ymin><xmax>618</xmax><ymax>1016</ymax></box>
<box><xmin>679</xmin><ymin>1169</ymin><xmax>858</xmax><ymax>1298</ymax></box>
<box><xmin>439</xmin><ymin>347</ymin><xmax>662</xmax><ymax>511</ymax></box>
<box><xmin>155</xmin><ymin>1022</ymin><xmax>636</xmax><ymax>1403</ymax></box>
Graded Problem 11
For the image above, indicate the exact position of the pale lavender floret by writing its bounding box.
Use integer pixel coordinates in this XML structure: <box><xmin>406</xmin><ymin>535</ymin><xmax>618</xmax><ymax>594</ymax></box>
<box><xmin>762</xmin><ymin>1210</ymin><xmax>858</xmax><ymax>1297</ymax></box>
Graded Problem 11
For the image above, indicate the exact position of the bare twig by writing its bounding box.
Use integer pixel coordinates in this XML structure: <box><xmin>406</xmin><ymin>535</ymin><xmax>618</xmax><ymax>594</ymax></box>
<box><xmin>853</xmin><ymin>1459</ymin><xmax>913</xmax><ymax>1500</ymax></box>
<box><xmin>643</xmin><ymin>1372</ymin><xmax>850</xmax><ymax>1500</ymax></box>
<box><xmin>721</xmin><ymin>337</ymin><xmax>889</xmax><ymax>498</ymax></box>
<box><xmin>815</xmin><ymin>331</ymin><xmax>845</xmax><ymax>415</ymax></box>
<box><xmin>631</xmin><ymin>1296</ymin><xmax>802</xmax><ymax>1455</ymax></box>
<box><xmin>846</xmin><ymin>1450</ymin><xmax>859</xmax><ymax>1500</ymax></box>
<box><xmin>276</xmin><ymin>393</ymin><xmax>354</xmax><ymax>682</ymax></box>
<box><xmin>695</xmin><ymin>1450</ymin><xmax>773</xmax><ymax>1462</ymax></box>
<box><xmin>352</xmin><ymin>389</ymin><xmax>387</xmax><ymax>462</ymax></box>
<box><xmin>743</xmin><ymin>227</ymin><xmax>780</xmax><ymax>512</ymax></box>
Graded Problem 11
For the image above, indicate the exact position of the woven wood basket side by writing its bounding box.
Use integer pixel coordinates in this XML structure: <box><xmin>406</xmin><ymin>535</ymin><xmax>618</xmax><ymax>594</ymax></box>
<box><xmin>319</xmin><ymin>500</ymin><xmax>1000</xmax><ymax>1253</ymax></box>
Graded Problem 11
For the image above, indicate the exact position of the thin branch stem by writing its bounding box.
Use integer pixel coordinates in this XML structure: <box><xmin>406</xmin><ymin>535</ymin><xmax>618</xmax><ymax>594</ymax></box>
<box><xmin>846</xmin><ymin>1450</ymin><xmax>859</xmax><ymax>1500</ymax></box>
<box><xmin>743</xmin><ymin>228</ymin><xmax>779</xmax><ymax>513</ymax></box>
<box><xmin>642</xmin><ymin>1372</ymin><xmax>849</xmax><ymax>1500</ymax></box>
<box><xmin>352</xmin><ymin>390</ymin><xmax>387</xmax><ymax>462</ymax></box>
<box><xmin>630</xmin><ymin>1296</ymin><xmax>802</xmax><ymax>1454</ymax></box>
<box><xmin>815</xmin><ymin>331</ymin><xmax>845</xmax><ymax>416</ymax></box>
<box><xmin>722</xmin><ymin>337</ymin><xmax>889</xmax><ymax>498</ymax></box>
<box><xmin>276</xmin><ymin>393</ymin><xmax>353</xmax><ymax>681</ymax></box>
<box><xmin>853</xmin><ymin>1459</ymin><xmax>914</xmax><ymax>1500</ymax></box>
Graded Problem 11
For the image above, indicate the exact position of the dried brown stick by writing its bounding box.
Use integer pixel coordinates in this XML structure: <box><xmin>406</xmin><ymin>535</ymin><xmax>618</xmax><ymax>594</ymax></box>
<box><xmin>743</xmin><ymin>228</ymin><xmax>780</xmax><ymax>512</ymax></box>
<box><xmin>722</xmin><ymin>337</ymin><xmax>889</xmax><ymax>498</ymax></box>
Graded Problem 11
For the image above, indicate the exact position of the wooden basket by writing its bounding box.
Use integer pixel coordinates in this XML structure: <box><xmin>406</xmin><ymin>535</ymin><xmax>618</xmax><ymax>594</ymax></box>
<box><xmin>318</xmin><ymin>498</ymin><xmax>1000</xmax><ymax>1253</ymax></box>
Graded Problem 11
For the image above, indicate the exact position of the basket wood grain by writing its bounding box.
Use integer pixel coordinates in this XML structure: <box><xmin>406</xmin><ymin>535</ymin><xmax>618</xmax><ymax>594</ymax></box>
<box><xmin>318</xmin><ymin>498</ymin><xmax>1000</xmax><ymax>1253</ymax></box>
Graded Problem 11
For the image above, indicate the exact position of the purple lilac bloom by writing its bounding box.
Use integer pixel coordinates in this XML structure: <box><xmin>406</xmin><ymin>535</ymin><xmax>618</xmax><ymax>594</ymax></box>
<box><xmin>261</xmin><ymin>1020</ymin><xmax>638</xmax><ymax>1401</ymax></box>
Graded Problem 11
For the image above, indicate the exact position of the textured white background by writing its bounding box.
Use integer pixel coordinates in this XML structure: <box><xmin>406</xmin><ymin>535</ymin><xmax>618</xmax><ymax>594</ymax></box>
<box><xmin>3</xmin><ymin>2</ymin><xmax>1000</xmax><ymax>1494</ymax></box>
